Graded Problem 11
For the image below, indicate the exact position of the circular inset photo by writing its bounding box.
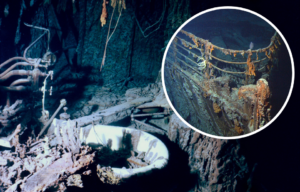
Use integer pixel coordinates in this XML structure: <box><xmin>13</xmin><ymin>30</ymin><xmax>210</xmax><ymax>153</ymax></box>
<box><xmin>162</xmin><ymin>7</ymin><xmax>294</xmax><ymax>139</ymax></box>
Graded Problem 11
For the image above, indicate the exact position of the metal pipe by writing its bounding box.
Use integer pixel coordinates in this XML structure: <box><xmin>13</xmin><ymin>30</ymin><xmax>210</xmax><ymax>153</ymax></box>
<box><xmin>10</xmin><ymin>78</ymin><xmax>31</xmax><ymax>86</ymax></box>
<box><xmin>24</xmin><ymin>23</ymin><xmax>50</xmax><ymax>54</ymax></box>
<box><xmin>0</xmin><ymin>70</ymin><xmax>32</xmax><ymax>82</ymax></box>
<box><xmin>132</xmin><ymin>112</ymin><xmax>166</xmax><ymax>118</ymax></box>
<box><xmin>23</xmin><ymin>31</ymin><xmax>47</xmax><ymax>59</ymax></box>
<box><xmin>32</xmin><ymin>68</ymin><xmax>40</xmax><ymax>90</ymax></box>
<box><xmin>0</xmin><ymin>62</ymin><xmax>46</xmax><ymax>78</ymax></box>
<box><xmin>37</xmin><ymin>99</ymin><xmax>67</xmax><ymax>139</ymax></box>
<box><xmin>0</xmin><ymin>62</ymin><xmax>28</xmax><ymax>78</ymax></box>
<box><xmin>0</xmin><ymin>57</ymin><xmax>31</xmax><ymax>69</ymax></box>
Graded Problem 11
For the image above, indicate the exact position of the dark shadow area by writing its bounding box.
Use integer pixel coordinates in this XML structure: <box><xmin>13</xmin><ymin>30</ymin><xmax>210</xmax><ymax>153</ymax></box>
<box><xmin>109</xmin><ymin>116</ymin><xmax>132</xmax><ymax>127</ymax></box>
<box><xmin>269</xmin><ymin>42</ymin><xmax>292</xmax><ymax>118</ymax></box>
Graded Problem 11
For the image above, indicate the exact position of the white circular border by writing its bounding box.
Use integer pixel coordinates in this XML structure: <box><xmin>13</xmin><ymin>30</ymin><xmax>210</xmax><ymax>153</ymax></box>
<box><xmin>161</xmin><ymin>6</ymin><xmax>295</xmax><ymax>140</ymax></box>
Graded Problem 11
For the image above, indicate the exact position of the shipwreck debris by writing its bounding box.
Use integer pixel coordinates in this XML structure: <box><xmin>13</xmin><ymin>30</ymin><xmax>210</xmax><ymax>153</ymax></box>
<box><xmin>84</xmin><ymin>125</ymin><xmax>169</xmax><ymax>180</ymax></box>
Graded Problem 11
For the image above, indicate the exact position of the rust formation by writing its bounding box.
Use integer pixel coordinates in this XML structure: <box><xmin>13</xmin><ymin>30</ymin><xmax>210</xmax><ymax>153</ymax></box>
<box><xmin>165</xmin><ymin>29</ymin><xmax>279</xmax><ymax>136</ymax></box>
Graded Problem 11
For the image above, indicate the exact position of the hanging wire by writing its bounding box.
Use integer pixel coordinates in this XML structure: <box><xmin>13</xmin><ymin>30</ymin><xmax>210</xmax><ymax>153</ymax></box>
<box><xmin>135</xmin><ymin>0</ymin><xmax>166</xmax><ymax>38</ymax></box>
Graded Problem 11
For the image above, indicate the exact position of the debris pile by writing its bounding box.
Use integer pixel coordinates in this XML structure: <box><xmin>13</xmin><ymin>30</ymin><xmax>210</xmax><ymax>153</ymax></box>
<box><xmin>0</xmin><ymin>120</ymin><xmax>95</xmax><ymax>191</ymax></box>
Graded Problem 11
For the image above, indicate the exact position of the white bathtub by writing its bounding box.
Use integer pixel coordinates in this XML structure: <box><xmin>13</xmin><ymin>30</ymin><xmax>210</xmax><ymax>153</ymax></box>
<box><xmin>81</xmin><ymin>125</ymin><xmax>169</xmax><ymax>179</ymax></box>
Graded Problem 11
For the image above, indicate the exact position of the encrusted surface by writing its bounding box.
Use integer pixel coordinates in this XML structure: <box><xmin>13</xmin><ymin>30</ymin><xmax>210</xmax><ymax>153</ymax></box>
<box><xmin>67</xmin><ymin>174</ymin><xmax>83</xmax><ymax>188</ymax></box>
<box><xmin>97</xmin><ymin>165</ymin><xmax>121</xmax><ymax>185</ymax></box>
<box><xmin>165</xmin><ymin>61</ymin><xmax>272</xmax><ymax>136</ymax></box>
<box><xmin>0</xmin><ymin>127</ymin><xmax>95</xmax><ymax>192</ymax></box>
<box><xmin>168</xmin><ymin>114</ymin><xmax>249</xmax><ymax>192</ymax></box>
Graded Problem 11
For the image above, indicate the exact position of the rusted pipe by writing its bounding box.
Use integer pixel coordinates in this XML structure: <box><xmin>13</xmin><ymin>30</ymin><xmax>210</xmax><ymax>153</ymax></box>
<box><xmin>23</xmin><ymin>30</ymin><xmax>47</xmax><ymax>58</ymax></box>
<box><xmin>0</xmin><ymin>70</ymin><xmax>47</xmax><ymax>82</ymax></box>
<box><xmin>37</xmin><ymin>99</ymin><xmax>67</xmax><ymax>139</ymax></box>
<box><xmin>0</xmin><ymin>62</ymin><xmax>46</xmax><ymax>78</ymax></box>
<box><xmin>0</xmin><ymin>70</ymin><xmax>33</xmax><ymax>82</ymax></box>
<box><xmin>0</xmin><ymin>57</ymin><xmax>31</xmax><ymax>69</ymax></box>
<box><xmin>10</xmin><ymin>78</ymin><xmax>31</xmax><ymax>86</ymax></box>
<box><xmin>24</xmin><ymin>23</ymin><xmax>50</xmax><ymax>56</ymax></box>
<box><xmin>0</xmin><ymin>62</ymin><xmax>29</xmax><ymax>77</ymax></box>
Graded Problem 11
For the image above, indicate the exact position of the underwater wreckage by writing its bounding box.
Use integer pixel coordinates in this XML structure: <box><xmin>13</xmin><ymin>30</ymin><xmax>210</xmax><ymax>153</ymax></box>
<box><xmin>164</xmin><ymin>28</ymin><xmax>281</xmax><ymax>136</ymax></box>
<box><xmin>0</xmin><ymin>22</ymin><xmax>249</xmax><ymax>191</ymax></box>
<box><xmin>0</xmin><ymin>23</ymin><xmax>173</xmax><ymax>191</ymax></box>
<box><xmin>0</xmin><ymin>3</ymin><xmax>259</xmax><ymax>192</ymax></box>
